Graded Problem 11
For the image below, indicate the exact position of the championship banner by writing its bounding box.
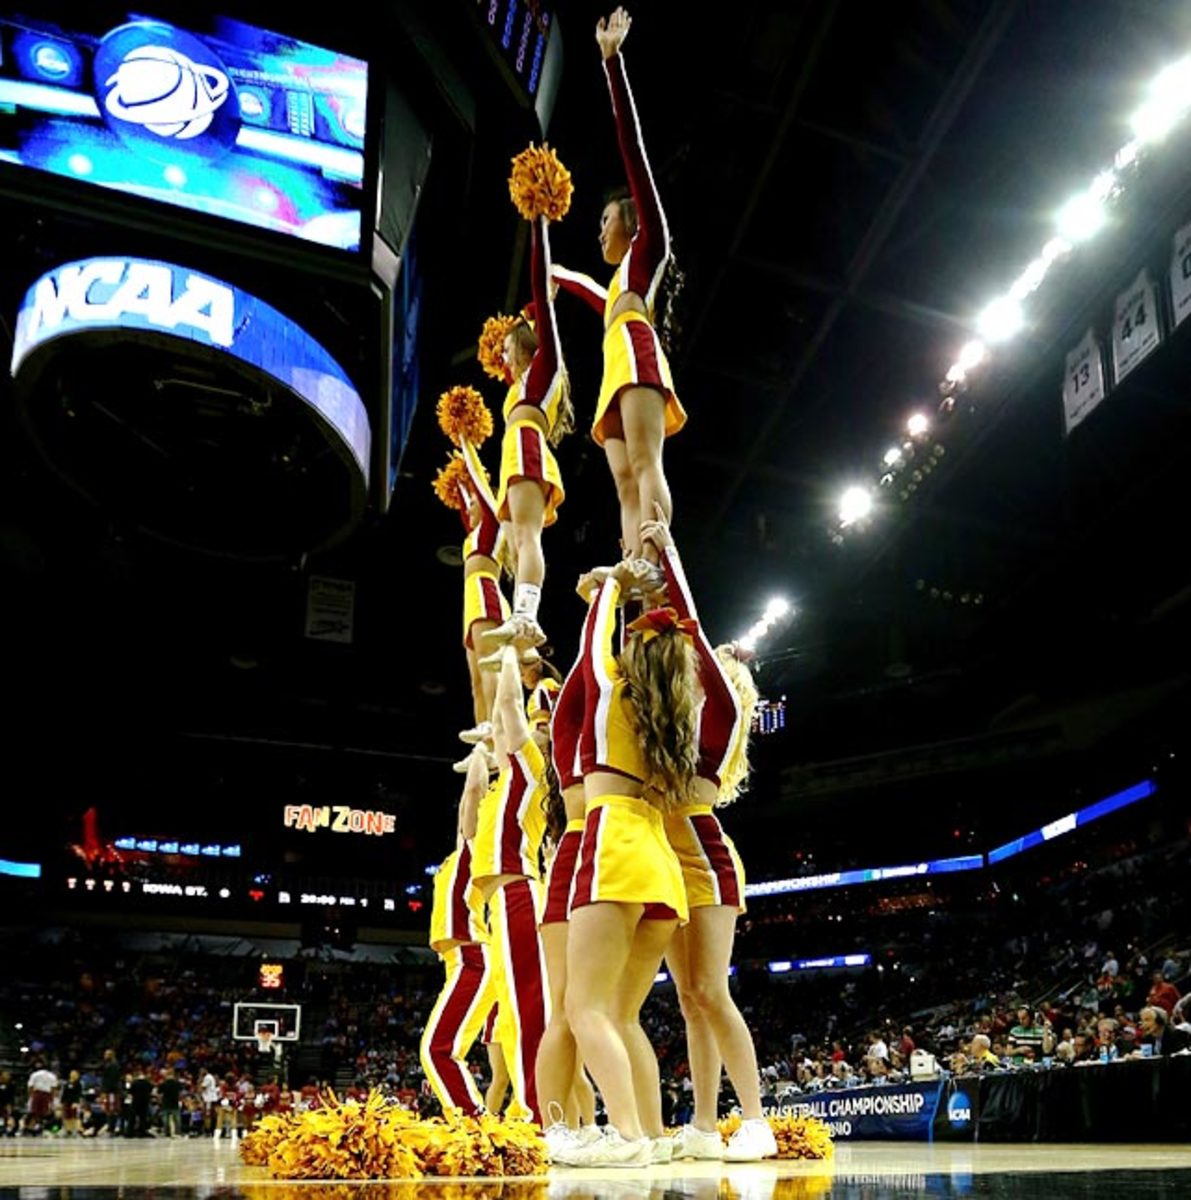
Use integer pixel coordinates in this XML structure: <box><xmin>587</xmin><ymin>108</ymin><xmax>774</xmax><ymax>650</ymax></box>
<box><xmin>1170</xmin><ymin>220</ymin><xmax>1191</xmax><ymax>329</ymax></box>
<box><xmin>1062</xmin><ymin>327</ymin><xmax>1106</xmax><ymax>435</ymax></box>
<box><xmin>763</xmin><ymin>1080</ymin><xmax>944</xmax><ymax>1140</ymax></box>
<box><xmin>1110</xmin><ymin>267</ymin><xmax>1161</xmax><ymax>385</ymax></box>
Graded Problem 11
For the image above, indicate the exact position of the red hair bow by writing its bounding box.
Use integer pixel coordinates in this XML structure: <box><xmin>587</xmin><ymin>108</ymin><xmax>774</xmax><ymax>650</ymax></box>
<box><xmin>626</xmin><ymin>606</ymin><xmax>698</xmax><ymax>644</ymax></box>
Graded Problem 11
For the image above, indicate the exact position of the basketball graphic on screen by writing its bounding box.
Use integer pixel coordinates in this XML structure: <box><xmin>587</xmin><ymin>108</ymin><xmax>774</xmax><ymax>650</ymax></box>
<box><xmin>105</xmin><ymin>46</ymin><xmax>229</xmax><ymax>139</ymax></box>
<box><xmin>95</xmin><ymin>22</ymin><xmax>240</xmax><ymax>161</ymax></box>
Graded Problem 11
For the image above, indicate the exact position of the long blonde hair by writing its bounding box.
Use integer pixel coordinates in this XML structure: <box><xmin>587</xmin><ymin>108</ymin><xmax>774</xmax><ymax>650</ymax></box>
<box><xmin>714</xmin><ymin>645</ymin><xmax>759</xmax><ymax>806</ymax></box>
<box><xmin>509</xmin><ymin>318</ymin><xmax>574</xmax><ymax>447</ymax></box>
<box><xmin>619</xmin><ymin>629</ymin><xmax>701</xmax><ymax>808</ymax></box>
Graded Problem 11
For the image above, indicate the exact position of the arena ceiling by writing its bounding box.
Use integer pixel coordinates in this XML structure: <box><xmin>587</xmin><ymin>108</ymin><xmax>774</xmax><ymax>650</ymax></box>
<box><xmin>2</xmin><ymin>0</ymin><xmax>1190</xmax><ymax>863</ymax></box>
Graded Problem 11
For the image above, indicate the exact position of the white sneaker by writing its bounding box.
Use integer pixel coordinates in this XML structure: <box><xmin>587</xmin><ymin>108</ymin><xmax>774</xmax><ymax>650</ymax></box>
<box><xmin>650</xmin><ymin>1134</ymin><xmax>673</xmax><ymax>1163</ymax></box>
<box><xmin>723</xmin><ymin>1116</ymin><xmax>778</xmax><ymax>1162</ymax></box>
<box><xmin>574</xmin><ymin>1124</ymin><xmax>603</xmax><ymax>1148</ymax></box>
<box><xmin>671</xmin><ymin>1123</ymin><xmax>723</xmax><ymax>1160</ymax></box>
<box><xmin>480</xmin><ymin>614</ymin><xmax>547</xmax><ymax>651</ymax></box>
<box><xmin>459</xmin><ymin>720</ymin><xmax>493</xmax><ymax>745</ymax></box>
<box><xmin>569</xmin><ymin>1125</ymin><xmax>652</xmax><ymax>1168</ymax></box>
<box><xmin>543</xmin><ymin>1121</ymin><xmax>582</xmax><ymax>1166</ymax></box>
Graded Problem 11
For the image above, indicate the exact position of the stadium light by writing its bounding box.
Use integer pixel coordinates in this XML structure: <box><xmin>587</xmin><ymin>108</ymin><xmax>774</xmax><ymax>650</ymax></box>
<box><xmin>838</xmin><ymin>485</ymin><xmax>873</xmax><ymax>526</ymax></box>
<box><xmin>905</xmin><ymin>413</ymin><xmax>929</xmax><ymax>437</ymax></box>
<box><xmin>977</xmin><ymin>296</ymin><xmax>1024</xmax><ymax>343</ymax></box>
<box><xmin>1056</xmin><ymin>188</ymin><xmax>1108</xmax><ymax>243</ymax></box>
<box><xmin>839</xmin><ymin>43</ymin><xmax>1191</xmax><ymax>534</ymax></box>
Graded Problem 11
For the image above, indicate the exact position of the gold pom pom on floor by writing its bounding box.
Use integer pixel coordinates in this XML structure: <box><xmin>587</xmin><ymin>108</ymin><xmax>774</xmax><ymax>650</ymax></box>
<box><xmin>239</xmin><ymin>1090</ymin><xmax>549</xmax><ymax>1180</ymax></box>
<box><xmin>437</xmin><ymin>385</ymin><xmax>494</xmax><ymax>447</ymax></box>
<box><xmin>716</xmin><ymin>1113</ymin><xmax>834</xmax><ymax>1160</ymax></box>
<box><xmin>508</xmin><ymin>143</ymin><xmax>573</xmax><ymax>222</ymax></box>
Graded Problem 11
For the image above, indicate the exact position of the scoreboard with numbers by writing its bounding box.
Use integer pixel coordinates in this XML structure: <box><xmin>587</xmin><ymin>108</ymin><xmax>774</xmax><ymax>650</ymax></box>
<box><xmin>477</xmin><ymin>0</ymin><xmax>554</xmax><ymax>98</ymax></box>
<box><xmin>753</xmin><ymin>697</ymin><xmax>787</xmax><ymax>736</ymax></box>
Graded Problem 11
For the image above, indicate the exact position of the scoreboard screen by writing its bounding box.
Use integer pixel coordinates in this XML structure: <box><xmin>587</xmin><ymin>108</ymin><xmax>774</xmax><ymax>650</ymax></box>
<box><xmin>0</xmin><ymin>9</ymin><xmax>369</xmax><ymax>251</ymax></box>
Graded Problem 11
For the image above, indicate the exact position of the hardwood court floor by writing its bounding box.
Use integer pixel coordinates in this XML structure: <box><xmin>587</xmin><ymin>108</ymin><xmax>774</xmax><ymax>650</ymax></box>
<box><xmin>0</xmin><ymin>1138</ymin><xmax>1189</xmax><ymax>1196</ymax></box>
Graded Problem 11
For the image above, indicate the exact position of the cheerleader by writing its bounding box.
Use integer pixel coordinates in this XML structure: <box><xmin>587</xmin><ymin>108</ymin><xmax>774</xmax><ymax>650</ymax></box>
<box><xmin>639</xmin><ymin>508</ymin><xmax>777</xmax><ymax>1162</ymax></box>
<box><xmin>535</xmin><ymin>592</ymin><xmax>603</xmax><ymax>1164</ymax></box>
<box><xmin>457</xmin><ymin>442</ymin><xmax>515</xmax><ymax>760</ymax></box>
<box><xmin>479</xmin><ymin>148</ymin><xmax>575</xmax><ymax>663</ymax></box>
<box><xmin>564</xmin><ymin>561</ymin><xmax>699</xmax><ymax>1167</ymax></box>
<box><xmin>468</xmin><ymin>643</ymin><xmax>557</xmax><ymax>1123</ymax></box>
<box><xmin>431</xmin><ymin>402</ymin><xmax>511</xmax><ymax>764</ymax></box>
<box><xmin>419</xmin><ymin>766</ymin><xmax>497</xmax><ymax>1114</ymax></box>
<box><xmin>553</xmin><ymin>8</ymin><xmax>685</xmax><ymax>568</ymax></box>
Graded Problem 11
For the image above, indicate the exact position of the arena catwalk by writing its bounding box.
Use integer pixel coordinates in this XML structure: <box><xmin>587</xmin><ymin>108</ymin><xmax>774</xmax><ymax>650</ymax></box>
<box><xmin>1</xmin><ymin>1141</ymin><xmax>1190</xmax><ymax>1197</ymax></box>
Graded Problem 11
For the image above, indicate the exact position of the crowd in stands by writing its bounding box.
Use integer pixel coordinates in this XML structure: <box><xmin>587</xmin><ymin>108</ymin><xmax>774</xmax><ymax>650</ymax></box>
<box><xmin>1</xmin><ymin>826</ymin><xmax>1187</xmax><ymax>1135</ymax></box>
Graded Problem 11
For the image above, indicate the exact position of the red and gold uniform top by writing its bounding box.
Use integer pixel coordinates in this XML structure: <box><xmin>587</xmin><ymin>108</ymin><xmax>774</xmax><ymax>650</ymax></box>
<box><xmin>553</xmin><ymin>50</ymin><xmax>669</xmax><ymax>326</ymax></box>
<box><xmin>577</xmin><ymin>576</ymin><xmax>649</xmax><ymax>786</ymax></box>
<box><xmin>471</xmin><ymin>737</ymin><xmax>549</xmax><ymax>885</ymax></box>
<box><xmin>428</xmin><ymin>842</ymin><xmax>487</xmax><ymax>953</ymax></box>
<box><xmin>658</xmin><ymin>544</ymin><xmax>743</xmax><ymax>790</ymax></box>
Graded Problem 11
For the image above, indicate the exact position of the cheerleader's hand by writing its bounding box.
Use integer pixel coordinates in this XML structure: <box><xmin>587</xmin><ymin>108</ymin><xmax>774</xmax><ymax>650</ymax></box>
<box><xmin>639</xmin><ymin>501</ymin><xmax>674</xmax><ymax>553</ymax></box>
<box><xmin>577</xmin><ymin>567</ymin><xmax>612</xmax><ymax>601</ymax></box>
<box><xmin>596</xmin><ymin>7</ymin><xmax>631</xmax><ymax>59</ymax></box>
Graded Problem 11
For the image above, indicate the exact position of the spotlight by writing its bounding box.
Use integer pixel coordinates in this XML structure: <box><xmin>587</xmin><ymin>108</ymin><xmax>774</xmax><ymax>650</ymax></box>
<box><xmin>883</xmin><ymin>447</ymin><xmax>903</xmax><ymax>466</ymax></box>
<box><xmin>957</xmin><ymin>340</ymin><xmax>987</xmax><ymax>372</ymax></box>
<box><xmin>1056</xmin><ymin>190</ymin><xmax>1107</xmax><ymax>243</ymax></box>
<box><xmin>906</xmin><ymin>413</ymin><xmax>929</xmax><ymax>437</ymax></box>
<box><xmin>977</xmin><ymin>296</ymin><xmax>1024</xmax><ymax>343</ymax></box>
<box><xmin>764</xmin><ymin>597</ymin><xmax>791</xmax><ymax>621</ymax></box>
<box><xmin>838</xmin><ymin>486</ymin><xmax>873</xmax><ymax>527</ymax></box>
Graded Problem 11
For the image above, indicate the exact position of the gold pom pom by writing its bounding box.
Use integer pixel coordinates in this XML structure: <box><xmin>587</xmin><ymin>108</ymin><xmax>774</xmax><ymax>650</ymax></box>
<box><xmin>432</xmin><ymin>453</ymin><xmax>471</xmax><ymax>511</ymax></box>
<box><xmin>717</xmin><ymin>1113</ymin><xmax>742</xmax><ymax>1142</ymax></box>
<box><xmin>716</xmin><ymin>1113</ymin><xmax>833</xmax><ymax>1161</ymax></box>
<box><xmin>508</xmin><ymin>142</ymin><xmax>573</xmax><ymax>222</ymax></box>
<box><xmin>436</xmin><ymin>385</ymin><xmax>494</xmax><ymax>447</ymax></box>
<box><xmin>256</xmin><ymin>1089</ymin><xmax>424</xmax><ymax>1180</ymax></box>
<box><xmin>239</xmin><ymin>1112</ymin><xmax>297</xmax><ymax>1166</ymax></box>
<box><xmin>477</xmin><ymin>314</ymin><xmax>518</xmax><ymax>382</ymax></box>
<box><xmin>241</xmin><ymin>1087</ymin><xmax>549</xmax><ymax>1180</ymax></box>
<box><xmin>770</xmin><ymin>1114</ymin><xmax>835</xmax><ymax>1160</ymax></box>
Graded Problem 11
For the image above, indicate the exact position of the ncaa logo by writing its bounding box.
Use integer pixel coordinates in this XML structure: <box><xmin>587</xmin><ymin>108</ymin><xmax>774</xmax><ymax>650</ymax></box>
<box><xmin>105</xmin><ymin>46</ymin><xmax>229</xmax><ymax>139</ymax></box>
<box><xmin>94</xmin><ymin>22</ymin><xmax>240</xmax><ymax>159</ymax></box>
<box><xmin>947</xmin><ymin>1091</ymin><xmax>972</xmax><ymax>1127</ymax></box>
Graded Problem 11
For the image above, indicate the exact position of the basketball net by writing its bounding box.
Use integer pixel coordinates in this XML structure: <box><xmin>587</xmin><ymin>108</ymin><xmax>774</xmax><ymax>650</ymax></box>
<box><xmin>255</xmin><ymin>1029</ymin><xmax>276</xmax><ymax>1058</ymax></box>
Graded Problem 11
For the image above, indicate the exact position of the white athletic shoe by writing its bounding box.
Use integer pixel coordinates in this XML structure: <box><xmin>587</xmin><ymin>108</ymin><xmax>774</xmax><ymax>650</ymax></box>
<box><xmin>543</xmin><ymin>1121</ymin><xmax>582</xmax><ymax>1166</ymax></box>
<box><xmin>480</xmin><ymin>614</ymin><xmax>547</xmax><ymax>651</ymax></box>
<box><xmin>574</xmin><ymin>1123</ymin><xmax>603</xmax><ymax>1148</ymax></box>
<box><xmin>649</xmin><ymin>1134</ymin><xmax>674</xmax><ymax>1163</ymax></box>
<box><xmin>723</xmin><ymin>1116</ymin><xmax>778</xmax><ymax>1162</ymax></box>
<box><xmin>459</xmin><ymin>720</ymin><xmax>493</xmax><ymax>745</ymax></box>
<box><xmin>671</xmin><ymin>1122</ymin><xmax>723</xmax><ymax>1160</ymax></box>
<box><xmin>568</xmin><ymin>1125</ymin><xmax>652</xmax><ymax>1168</ymax></box>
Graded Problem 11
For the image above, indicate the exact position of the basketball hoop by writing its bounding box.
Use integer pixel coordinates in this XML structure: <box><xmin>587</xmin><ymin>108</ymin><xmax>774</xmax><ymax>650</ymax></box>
<box><xmin>255</xmin><ymin>1028</ymin><xmax>276</xmax><ymax>1057</ymax></box>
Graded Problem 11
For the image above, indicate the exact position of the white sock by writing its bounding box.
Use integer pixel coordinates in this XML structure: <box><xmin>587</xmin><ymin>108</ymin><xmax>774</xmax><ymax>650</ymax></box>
<box><xmin>513</xmin><ymin>583</ymin><xmax>541</xmax><ymax>621</ymax></box>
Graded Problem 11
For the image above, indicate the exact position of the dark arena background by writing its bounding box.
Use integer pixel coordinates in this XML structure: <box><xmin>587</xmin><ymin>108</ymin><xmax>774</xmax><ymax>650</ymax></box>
<box><xmin>1</xmin><ymin>1</ymin><xmax>1191</xmax><ymax>1196</ymax></box>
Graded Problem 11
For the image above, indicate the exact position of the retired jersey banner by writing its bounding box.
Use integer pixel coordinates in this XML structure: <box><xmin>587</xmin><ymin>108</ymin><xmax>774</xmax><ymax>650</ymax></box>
<box><xmin>763</xmin><ymin>1080</ymin><xmax>943</xmax><ymax>1140</ymax></box>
